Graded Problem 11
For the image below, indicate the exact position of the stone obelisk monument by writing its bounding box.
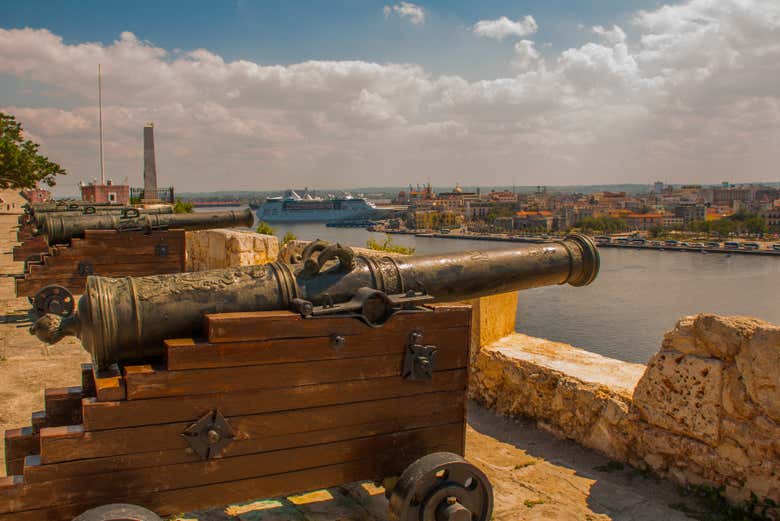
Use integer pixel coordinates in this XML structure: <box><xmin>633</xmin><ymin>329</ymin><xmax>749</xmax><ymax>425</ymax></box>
<box><xmin>142</xmin><ymin>123</ymin><xmax>160</xmax><ymax>203</ymax></box>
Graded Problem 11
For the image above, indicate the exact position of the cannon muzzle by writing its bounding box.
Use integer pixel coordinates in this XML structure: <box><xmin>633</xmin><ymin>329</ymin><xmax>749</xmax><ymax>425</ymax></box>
<box><xmin>41</xmin><ymin>208</ymin><xmax>254</xmax><ymax>245</ymax></box>
<box><xmin>32</xmin><ymin>234</ymin><xmax>599</xmax><ymax>369</ymax></box>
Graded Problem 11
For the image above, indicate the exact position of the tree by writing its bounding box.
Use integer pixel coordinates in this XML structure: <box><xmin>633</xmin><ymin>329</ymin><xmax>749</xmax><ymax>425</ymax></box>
<box><xmin>0</xmin><ymin>112</ymin><xmax>66</xmax><ymax>188</ymax></box>
<box><xmin>172</xmin><ymin>199</ymin><xmax>193</xmax><ymax>213</ymax></box>
<box><xmin>256</xmin><ymin>221</ymin><xmax>275</xmax><ymax>235</ymax></box>
<box><xmin>281</xmin><ymin>231</ymin><xmax>297</xmax><ymax>245</ymax></box>
<box><xmin>744</xmin><ymin>216</ymin><xmax>767</xmax><ymax>236</ymax></box>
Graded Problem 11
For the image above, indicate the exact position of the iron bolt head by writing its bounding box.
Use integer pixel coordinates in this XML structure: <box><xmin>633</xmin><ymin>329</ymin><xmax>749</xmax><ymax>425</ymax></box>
<box><xmin>331</xmin><ymin>334</ymin><xmax>346</xmax><ymax>349</ymax></box>
<box><xmin>207</xmin><ymin>429</ymin><xmax>221</xmax><ymax>445</ymax></box>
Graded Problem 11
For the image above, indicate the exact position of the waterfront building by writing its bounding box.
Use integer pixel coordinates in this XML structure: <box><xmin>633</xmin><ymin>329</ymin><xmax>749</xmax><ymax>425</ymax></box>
<box><xmin>513</xmin><ymin>210</ymin><xmax>554</xmax><ymax>232</ymax></box>
<box><xmin>625</xmin><ymin>212</ymin><xmax>664</xmax><ymax>231</ymax></box>
<box><xmin>762</xmin><ymin>201</ymin><xmax>780</xmax><ymax>231</ymax></box>
<box><xmin>80</xmin><ymin>179</ymin><xmax>130</xmax><ymax>204</ymax></box>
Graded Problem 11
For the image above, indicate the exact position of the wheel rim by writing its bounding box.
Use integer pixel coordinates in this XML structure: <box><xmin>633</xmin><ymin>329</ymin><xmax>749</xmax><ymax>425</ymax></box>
<box><xmin>33</xmin><ymin>284</ymin><xmax>75</xmax><ymax>318</ymax></box>
<box><xmin>389</xmin><ymin>452</ymin><xmax>493</xmax><ymax>521</ymax></box>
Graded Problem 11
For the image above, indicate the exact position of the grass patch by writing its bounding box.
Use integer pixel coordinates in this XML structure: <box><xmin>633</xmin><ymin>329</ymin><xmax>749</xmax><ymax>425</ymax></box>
<box><xmin>593</xmin><ymin>461</ymin><xmax>624</xmax><ymax>473</ymax></box>
<box><xmin>524</xmin><ymin>499</ymin><xmax>545</xmax><ymax>508</ymax></box>
<box><xmin>670</xmin><ymin>485</ymin><xmax>776</xmax><ymax>521</ymax></box>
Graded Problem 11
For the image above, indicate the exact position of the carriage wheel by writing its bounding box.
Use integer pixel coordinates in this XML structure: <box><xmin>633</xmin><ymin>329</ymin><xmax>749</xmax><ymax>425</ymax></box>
<box><xmin>72</xmin><ymin>503</ymin><xmax>161</xmax><ymax>521</ymax></box>
<box><xmin>32</xmin><ymin>284</ymin><xmax>75</xmax><ymax>318</ymax></box>
<box><xmin>388</xmin><ymin>452</ymin><xmax>493</xmax><ymax>521</ymax></box>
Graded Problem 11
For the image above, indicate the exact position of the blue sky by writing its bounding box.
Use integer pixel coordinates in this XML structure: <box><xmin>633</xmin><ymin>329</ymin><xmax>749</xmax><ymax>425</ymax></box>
<box><xmin>2</xmin><ymin>0</ymin><xmax>662</xmax><ymax>78</ymax></box>
<box><xmin>1</xmin><ymin>0</ymin><xmax>777</xmax><ymax>193</ymax></box>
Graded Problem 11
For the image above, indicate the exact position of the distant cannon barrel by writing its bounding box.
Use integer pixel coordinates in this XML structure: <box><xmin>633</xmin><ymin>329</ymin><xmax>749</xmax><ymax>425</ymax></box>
<box><xmin>41</xmin><ymin>208</ymin><xmax>254</xmax><ymax>245</ymax></box>
<box><xmin>31</xmin><ymin>234</ymin><xmax>599</xmax><ymax>369</ymax></box>
<box><xmin>31</xmin><ymin>206</ymin><xmax>173</xmax><ymax>230</ymax></box>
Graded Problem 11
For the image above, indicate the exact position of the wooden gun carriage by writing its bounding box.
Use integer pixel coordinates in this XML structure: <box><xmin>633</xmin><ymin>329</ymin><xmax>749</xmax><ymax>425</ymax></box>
<box><xmin>15</xmin><ymin>229</ymin><xmax>186</xmax><ymax>317</ymax></box>
<box><xmin>2</xmin><ymin>305</ymin><xmax>492</xmax><ymax>521</ymax></box>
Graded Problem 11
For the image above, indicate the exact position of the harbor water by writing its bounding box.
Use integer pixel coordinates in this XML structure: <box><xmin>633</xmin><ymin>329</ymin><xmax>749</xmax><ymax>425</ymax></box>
<box><xmin>199</xmin><ymin>208</ymin><xmax>779</xmax><ymax>364</ymax></box>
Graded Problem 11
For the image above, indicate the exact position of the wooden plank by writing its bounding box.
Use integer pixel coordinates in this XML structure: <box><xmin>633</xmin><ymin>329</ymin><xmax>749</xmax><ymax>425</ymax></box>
<box><xmin>44</xmin><ymin>387</ymin><xmax>83</xmax><ymax>427</ymax></box>
<box><xmin>2</xmin><ymin>455</ymin><xmax>436</xmax><ymax>520</ymax></box>
<box><xmin>41</xmin><ymin>390</ymin><xmax>464</xmax><ymax>463</ymax></box>
<box><xmin>15</xmin><ymin>277</ymin><xmax>86</xmax><ymax>298</ymax></box>
<box><xmin>127</xmin><ymin>333</ymin><xmax>467</xmax><ymax>400</ymax></box>
<box><xmin>166</xmin><ymin>322</ymin><xmax>467</xmax><ymax>370</ymax></box>
<box><xmin>29</xmin><ymin>412</ymin><xmax>463</xmax><ymax>483</ymax></box>
<box><xmin>80</xmin><ymin>364</ymin><xmax>96</xmax><ymax>398</ymax></box>
<box><xmin>93</xmin><ymin>365</ymin><xmax>125</xmax><ymax>402</ymax></box>
<box><xmin>4</xmin><ymin>459</ymin><xmax>23</xmax><ymax>477</ymax></box>
<box><xmin>30</xmin><ymin>412</ymin><xmax>46</xmax><ymax>434</ymax></box>
<box><xmin>4</xmin><ymin>427</ymin><xmax>40</xmax><ymax>475</ymax></box>
<box><xmin>205</xmin><ymin>305</ymin><xmax>471</xmax><ymax>343</ymax></box>
<box><xmin>28</xmin><ymin>259</ymin><xmax>183</xmax><ymax>276</ymax></box>
<box><xmin>84</xmin><ymin>368</ymin><xmax>466</xmax><ymax>430</ymax></box>
<box><xmin>4</xmin><ymin>424</ymin><xmax>461</xmax><ymax>515</ymax></box>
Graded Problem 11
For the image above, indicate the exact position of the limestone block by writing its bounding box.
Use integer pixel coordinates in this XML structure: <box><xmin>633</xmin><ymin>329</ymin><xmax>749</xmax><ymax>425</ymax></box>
<box><xmin>735</xmin><ymin>323</ymin><xmax>780</xmax><ymax>422</ymax></box>
<box><xmin>721</xmin><ymin>365</ymin><xmax>757</xmax><ymax>421</ymax></box>
<box><xmin>662</xmin><ymin>316</ymin><xmax>705</xmax><ymax>356</ymax></box>
<box><xmin>186</xmin><ymin>229</ymin><xmax>279</xmax><ymax>271</ymax></box>
<box><xmin>633</xmin><ymin>350</ymin><xmax>723</xmax><ymax>444</ymax></box>
<box><xmin>692</xmin><ymin>314</ymin><xmax>763</xmax><ymax>361</ymax></box>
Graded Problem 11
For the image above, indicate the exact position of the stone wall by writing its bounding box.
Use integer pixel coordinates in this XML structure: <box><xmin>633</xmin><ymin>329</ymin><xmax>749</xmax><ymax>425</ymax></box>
<box><xmin>186</xmin><ymin>229</ymin><xmax>279</xmax><ymax>271</ymax></box>
<box><xmin>471</xmin><ymin>314</ymin><xmax>780</xmax><ymax>510</ymax></box>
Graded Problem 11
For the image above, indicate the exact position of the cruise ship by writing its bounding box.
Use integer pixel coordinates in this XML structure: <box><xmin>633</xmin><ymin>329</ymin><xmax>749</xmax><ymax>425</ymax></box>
<box><xmin>256</xmin><ymin>190</ymin><xmax>377</xmax><ymax>222</ymax></box>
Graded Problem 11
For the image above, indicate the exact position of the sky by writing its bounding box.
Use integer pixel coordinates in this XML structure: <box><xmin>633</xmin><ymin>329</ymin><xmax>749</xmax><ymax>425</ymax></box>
<box><xmin>1</xmin><ymin>0</ymin><xmax>779</xmax><ymax>195</ymax></box>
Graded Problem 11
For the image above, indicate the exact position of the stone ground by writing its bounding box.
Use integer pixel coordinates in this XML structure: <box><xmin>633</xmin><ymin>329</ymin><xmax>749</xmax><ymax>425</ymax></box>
<box><xmin>0</xmin><ymin>212</ymin><xmax>700</xmax><ymax>520</ymax></box>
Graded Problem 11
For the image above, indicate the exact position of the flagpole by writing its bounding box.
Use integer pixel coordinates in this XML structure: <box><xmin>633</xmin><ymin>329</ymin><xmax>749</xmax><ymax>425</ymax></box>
<box><xmin>98</xmin><ymin>63</ymin><xmax>105</xmax><ymax>185</ymax></box>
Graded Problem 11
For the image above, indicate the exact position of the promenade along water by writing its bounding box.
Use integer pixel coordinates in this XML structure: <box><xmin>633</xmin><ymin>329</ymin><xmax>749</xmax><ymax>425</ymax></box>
<box><xmin>200</xmin><ymin>209</ymin><xmax>779</xmax><ymax>364</ymax></box>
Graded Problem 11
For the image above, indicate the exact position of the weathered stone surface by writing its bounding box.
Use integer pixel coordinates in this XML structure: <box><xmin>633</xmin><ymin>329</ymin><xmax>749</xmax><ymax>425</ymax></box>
<box><xmin>632</xmin><ymin>349</ymin><xmax>723</xmax><ymax>444</ymax></box>
<box><xmin>186</xmin><ymin>229</ymin><xmax>279</xmax><ymax>270</ymax></box>
<box><xmin>472</xmin><ymin>313</ymin><xmax>780</xmax><ymax>515</ymax></box>
<box><xmin>735</xmin><ymin>323</ymin><xmax>780</xmax><ymax>422</ymax></box>
<box><xmin>471</xmin><ymin>334</ymin><xmax>644</xmax><ymax>462</ymax></box>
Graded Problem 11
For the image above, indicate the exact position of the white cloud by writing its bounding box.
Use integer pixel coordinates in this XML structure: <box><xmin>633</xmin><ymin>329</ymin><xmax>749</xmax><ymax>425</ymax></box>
<box><xmin>473</xmin><ymin>15</ymin><xmax>538</xmax><ymax>41</ymax></box>
<box><xmin>1</xmin><ymin>0</ymin><xmax>779</xmax><ymax>193</ymax></box>
<box><xmin>513</xmin><ymin>40</ymin><xmax>540</xmax><ymax>71</ymax></box>
<box><xmin>384</xmin><ymin>2</ymin><xmax>425</xmax><ymax>25</ymax></box>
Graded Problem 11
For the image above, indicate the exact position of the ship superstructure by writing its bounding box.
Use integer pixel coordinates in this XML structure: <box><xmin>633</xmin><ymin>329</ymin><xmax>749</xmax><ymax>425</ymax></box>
<box><xmin>256</xmin><ymin>190</ymin><xmax>377</xmax><ymax>222</ymax></box>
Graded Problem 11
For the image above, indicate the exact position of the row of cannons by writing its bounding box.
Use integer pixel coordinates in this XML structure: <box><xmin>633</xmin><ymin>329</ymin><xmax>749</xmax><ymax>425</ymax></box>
<box><xmin>14</xmin><ymin>202</ymin><xmax>254</xmax><ymax>317</ymax></box>
<box><xmin>4</xmin><ymin>201</ymin><xmax>600</xmax><ymax>521</ymax></box>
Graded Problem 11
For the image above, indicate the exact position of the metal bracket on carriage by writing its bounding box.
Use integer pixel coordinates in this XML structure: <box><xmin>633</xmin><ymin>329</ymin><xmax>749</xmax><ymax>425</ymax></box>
<box><xmin>291</xmin><ymin>288</ymin><xmax>434</xmax><ymax>327</ymax></box>
<box><xmin>181</xmin><ymin>409</ymin><xmax>235</xmax><ymax>460</ymax></box>
<box><xmin>155</xmin><ymin>242</ymin><xmax>169</xmax><ymax>256</ymax></box>
<box><xmin>77</xmin><ymin>261</ymin><xmax>94</xmax><ymax>276</ymax></box>
<box><xmin>402</xmin><ymin>331</ymin><xmax>437</xmax><ymax>381</ymax></box>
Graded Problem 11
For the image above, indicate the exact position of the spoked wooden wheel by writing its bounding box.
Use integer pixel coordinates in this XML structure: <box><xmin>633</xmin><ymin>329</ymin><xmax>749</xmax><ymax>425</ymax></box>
<box><xmin>388</xmin><ymin>452</ymin><xmax>493</xmax><ymax>521</ymax></box>
<box><xmin>71</xmin><ymin>504</ymin><xmax>161</xmax><ymax>521</ymax></box>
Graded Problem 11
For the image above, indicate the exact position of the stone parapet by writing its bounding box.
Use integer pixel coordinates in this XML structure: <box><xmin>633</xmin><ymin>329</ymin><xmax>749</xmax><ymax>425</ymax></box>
<box><xmin>186</xmin><ymin>229</ymin><xmax>279</xmax><ymax>271</ymax></box>
<box><xmin>471</xmin><ymin>314</ymin><xmax>780</xmax><ymax>511</ymax></box>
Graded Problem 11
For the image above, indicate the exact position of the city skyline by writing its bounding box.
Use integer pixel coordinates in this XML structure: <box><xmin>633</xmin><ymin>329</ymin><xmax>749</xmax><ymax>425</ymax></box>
<box><xmin>1</xmin><ymin>0</ymin><xmax>779</xmax><ymax>195</ymax></box>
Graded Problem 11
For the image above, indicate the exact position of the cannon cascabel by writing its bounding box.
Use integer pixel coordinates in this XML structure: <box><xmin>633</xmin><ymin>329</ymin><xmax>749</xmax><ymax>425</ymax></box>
<box><xmin>31</xmin><ymin>234</ymin><xmax>599</xmax><ymax>369</ymax></box>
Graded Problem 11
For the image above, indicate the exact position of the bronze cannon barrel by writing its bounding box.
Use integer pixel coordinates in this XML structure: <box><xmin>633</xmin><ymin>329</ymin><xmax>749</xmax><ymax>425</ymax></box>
<box><xmin>32</xmin><ymin>206</ymin><xmax>173</xmax><ymax>229</ymax></box>
<box><xmin>41</xmin><ymin>208</ymin><xmax>254</xmax><ymax>245</ymax></box>
<box><xmin>32</xmin><ymin>235</ymin><xmax>599</xmax><ymax>369</ymax></box>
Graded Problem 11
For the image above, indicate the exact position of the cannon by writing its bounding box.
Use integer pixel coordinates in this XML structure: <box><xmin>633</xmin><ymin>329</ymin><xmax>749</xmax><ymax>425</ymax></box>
<box><xmin>30</xmin><ymin>205</ymin><xmax>174</xmax><ymax>230</ymax></box>
<box><xmin>33</xmin><ymin>234</ymin><xmax>598</xmax><ymax>370</ymax></box>
<box><xmin>9</xmin><ymin>235</ymin><xmax>599</xmax><ymax>521</ymax></box>
<box><xmin>41</xmin><ymin>208</ymin><xmax>254</xmax><ymax>246</ymax></box>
